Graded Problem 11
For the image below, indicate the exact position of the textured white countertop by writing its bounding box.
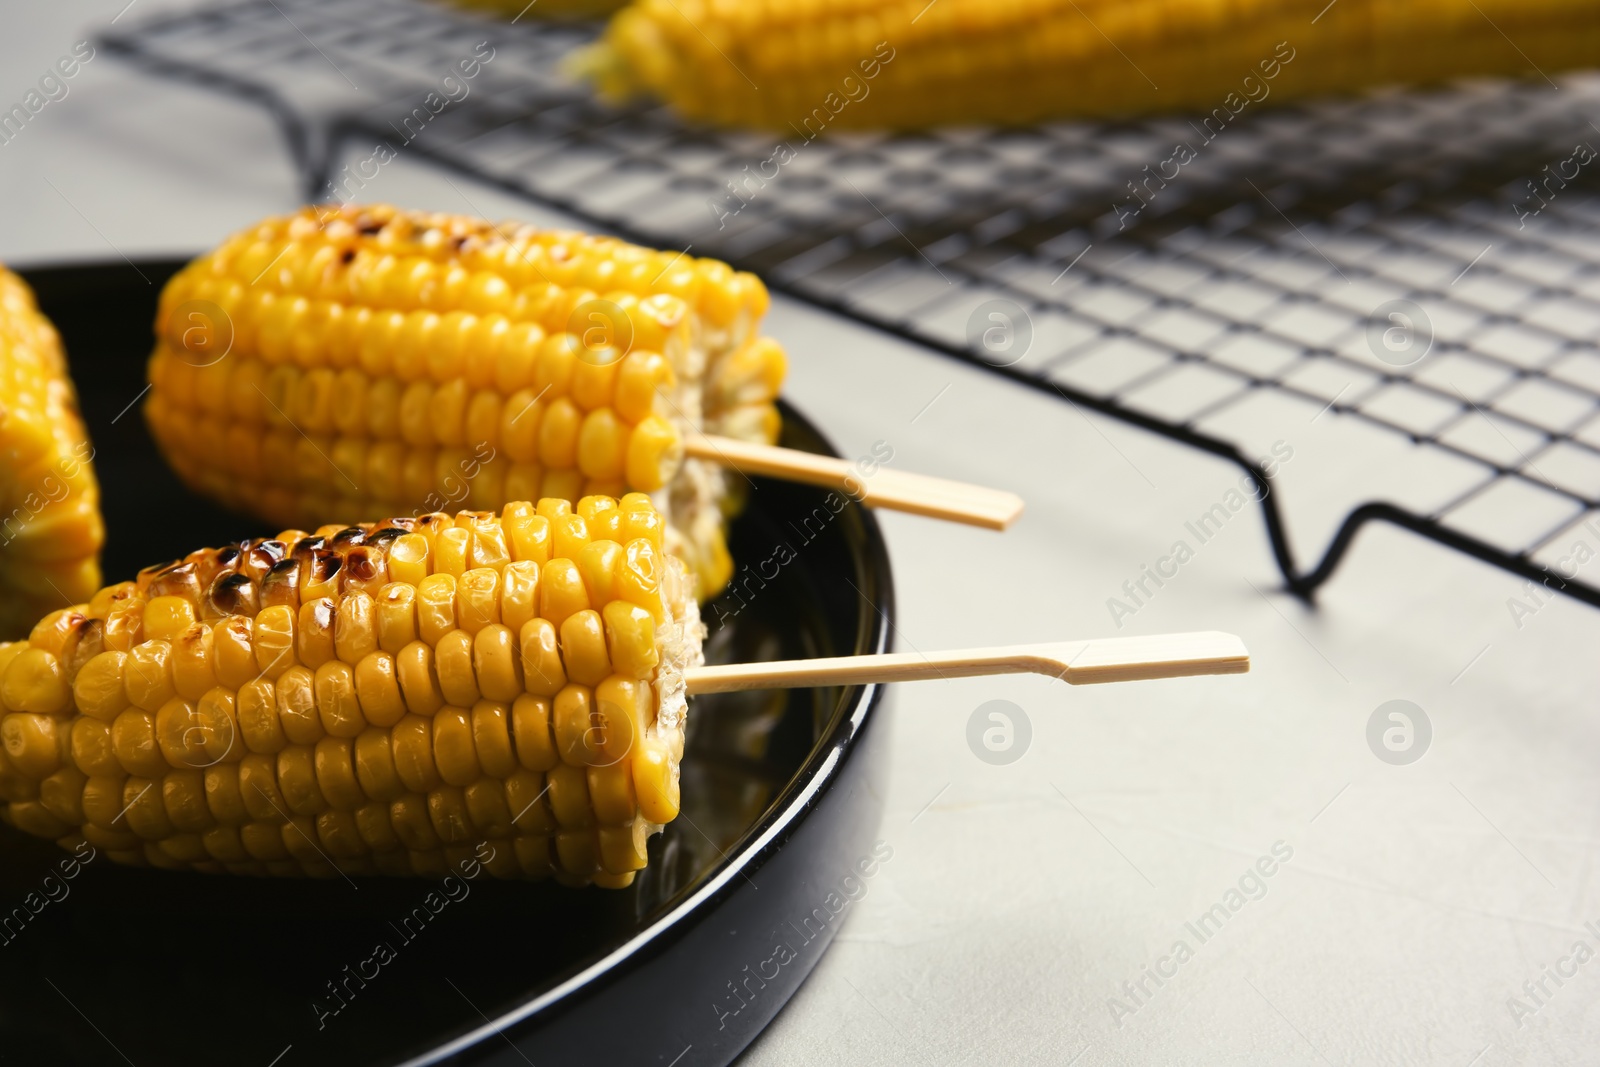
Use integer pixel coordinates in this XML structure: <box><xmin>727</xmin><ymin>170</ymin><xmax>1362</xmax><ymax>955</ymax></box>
<box><xmin>6</xmin><ymin>4</ymin><xmax>1600</xmax><ymax>1064</ymax></box>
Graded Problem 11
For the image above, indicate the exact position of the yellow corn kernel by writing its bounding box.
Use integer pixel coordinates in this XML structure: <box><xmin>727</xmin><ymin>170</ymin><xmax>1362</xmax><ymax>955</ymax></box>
<box><xmin>435</xmin><ymin>629</ymin><xmax>480</xmax><ymax>707</ymax></box>
<box><xmin>503</xmin><ymin>508</ymin><xmax>551</xmax><ymax>566</ymax></box>
<box><xmin>427</xmin><ymin>786</ymin><xmax>474</xmax><ymax>843</ymax></box>
<box><xmin>110</xmin><ymin>709</ymin><xmax>164</xmax><ymax>778</ymax></box>
<box><xmin>170</xmin><ymin>626</ymin><xmax>218</xmax><ymax>701</ymax></box>
<box><xmin>511</xmin><ymin>693</ymin><xmax>558</xmax><ymax>772</ymax></box>
<box><xmin>354</xmin><ymin>651</ymin><xmax>406</xmax><ymax>727</ymax></box>
<box><xmin>205</xmin><ymin>763</ymin><xmax>248</xmax><ymax>824</ymax></box>
<box><xmin>602</xmin><ymin>601</ymin><xmax>659</xmax><ymax>678</ymax></box>
<box><xmin>162</xmin><ymin>769</ymin><xmax>211</xmax><ymax>832</ymax></box>
<box><xmin>506</xmin><ymin>769</ymin><xmax>554</xmax><ymax>834</ymax></box>
<box><xmin>353</xmin><ymin>728</ymin><xmax>405</xmax><ymax>803</ymax></box>
<box><xmin>390</xmin><ymin>793</ymin><xmax>441</xmax><ymax>851</ymax></box>
<box><xmin>500</xmin><ymin>391</ymin><xmax>543</xmax><ymax>463</ymax></box>
<box><xmin>314</xmin><ymin>661</ymin><xmax>364</xmax><ymax>738</ymax></box>
<box><xmin>388</xmin><ymin>534</ymin><xmax>431</xmax><ymax>587</ymax></box>
<box><xmin>560</xmin><ymin>610</ymin><xmax>612</xmax><ymax>688</ymax></box>
<box><xmin>616</xmin><ymin>538</ymin><xmax>666</xmax><ymax>621</ymax></box>
<box><xmin>456</xmin><ymin>567</ymin><xmax>500</xmax><ymax>634</ymax></box>
<box><xmin>554</xmin><ymin>829</ymin><xmax>598</xmax><ymax>883</ymax></box>
<box><xmin>538</xmin><ymin>397</ymin><xmax>582</xmax><ymax>471</ymax></box>
<box><xmin>276</xmin><ymin>667</ymin><xmax>324</xmax><ymax>745</ymax></box>
<box><xmin>552</xmin><ymin>683</ymin><xmax>605</xmax><ymax>767</ymax></box>
<box><xmin>355</xmin><ymin>801</ymin><xmax>402</xmax><ymax>853</ymax></box>
<box><xmin>473</xmin><ymin>625</ymin><xmax>522</xmax><ymax>703</ymax></box>
<box><xmin>416</xmin><ymin>573</ymin><xmax>457</xmax><ymax>645</ymax></box>
<box><xmin>277</xmin><ymin>746</ymin><xmax>328</xmax><ymax>815</ymax></box>
<box><xmin>539</xmin><ymin>558</ymin><xmax>589</xmax><ymax>629</ymax></box>
<box><xmin>213</xmin><ymin>617</ymin><xmax>258</xmax><ymax>690</ymax></box>
<box><xmin>375</xmin><ymin>583</ymin><xmax>419</xmax><ymax>653</ymax></box>
<box><xmin>121</xmin><ymin>777</ymin><xmax>174</xmax><ymax>840</ymax></box>
<box><xmin>519</xmin><ymin>619</ymin><xmax>566</xmax><ymax>697</ymax></box>
<box><xmin>546</xmin><ymin>762</ymin><xmax>593</xmax><ymax>828</ymax></box>
<box><xmin>74</xmin><ymin>651</ymin><xmax>129</xmax><ymax>721</ymax></box>
<box><xmin>594</xmin><ymin>675</ymin><xmax>644</xmax><ymax>767</ymax></box>
<box><xmin>631</xmin><ymin>736</ymin><xmax>679</xmax><ymax>823</ymax></box>
<box><xmin>395</xmin><ymin>641</ymin><xmax>446</xmax><ymax>717</ymax></box>
<box><xmin>391</xmin><ymin>715</ymin><xmax>442</xmax><ymax>794</ymax></box>
<box><xmin>433</xmin><ymin>525</ymin><xmax>471</xmax><ymax>577</ymax></box>
<box><xmin>3</xmin><ymin>712</ymin><xmax>61</xmax><ymax>779</ymax></box>
<box><xmin>240</xmin><ymin>755</ymin><xmax>288</xmax><ymax>823</ymax></box>
<box><xmin>464</xmin><ymin>704</ymin><xmax>513</xmax><ymax>785</ymax></box>
<box><xmin>314</xmin><ymin>736</ymin><xmax>365</xmax><ymax>809</ymax></box>
<box><xmin>335</xmin><ymin>593</ymin><xmax>378</xmax><ymax>663</ymax></box>
<box><xmin>39</xmin><ymin>766</ymin><xmax>86</xmax><ymax>826</ymax></box>
<box><xmin>598</xmin><ymin>819</ymin><xmax>650</xmax><ymax>874</ymax></box>
<box><xmin>587</xmin><ymin>761</ymin><xmax>637</xmax><ymax>826</ymax></box>
<box><xmin>431</xmin><ymin>706</ymin><xmax>479</xmax><ymax>787</ymax></box>
<box><xmin>624</xmin><ymin>415</ymin><xmax>681</xmax><ymax>493</ymax></box>
<box><xmin>500</xmin><ymin>560</ymin><xmax>540</xmax><ymax>633</ymax></box>
<box><xmin>1</xmin><ymin>648</ymin><xmax>70</xmax><ymax>714</ymax></box>
<box><xmin>252</xmin><ymin>606</ymin><xmax>297</xmax><ymax>680</ymax></box>
<box><xmin>464</xmin><ymin>779</ymin><xmax>513</xmax><ymax>838</ymax></box>
<box><xmin>576</xmin><ymin>408</ymin><xmax>629</xmax><ymax>482</ymax></box>
<box><xmin>70</xmin><ymin>717</ymin><xmax>121</xmax><ymax>778</ymax></box>
<box><xmin>614</xmin><ymin>349</ymin><xmax>673</xmax><ymax>424</ymax></box>
<box><xmin>297</xmin><ymin>599</ymin><xmax>336</xmax><ymax>669</ymax></box>
<box><xmin>552</xmin><ymin>514</ymin><xmax>590</xmax><ymax>564</ymax></box>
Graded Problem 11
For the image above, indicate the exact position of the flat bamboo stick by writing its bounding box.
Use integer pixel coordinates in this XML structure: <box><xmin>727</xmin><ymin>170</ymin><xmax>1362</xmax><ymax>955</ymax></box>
<box><xmin>684</xmin><ymin>631</ymin><xmax>1249</xmax><ymax>695</ymax></box>
<box><xmin>684</xmin><ymin>433</ymin><xmax>1024</xmax><ymax>531</ymax></box>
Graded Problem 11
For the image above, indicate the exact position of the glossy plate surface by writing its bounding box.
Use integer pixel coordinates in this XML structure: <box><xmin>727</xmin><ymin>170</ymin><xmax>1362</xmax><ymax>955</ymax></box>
<box><xmin>0</xmin><ymin>261</ymin><xmax>894</xmax><ymax>1067</ymax></box>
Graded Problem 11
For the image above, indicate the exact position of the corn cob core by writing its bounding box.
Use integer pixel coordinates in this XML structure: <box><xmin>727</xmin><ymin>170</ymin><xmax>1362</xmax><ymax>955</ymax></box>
<box><xmin>0</xmin><ymin>267</ymin><xmax>103</xmax><ymax>640</ymax></box>
<box><xmin>144</xmin><ymin>204</ymin><xmax>787</xmax><ymax>601</ymax></box>
<box><xmin>0</xmin><ymin>494</ymin><xmax>706</xmax><ymax>889</ymax></box>
<box><xmin>584</xmin><ymin>0</ymin><xmax>1600</xmax><ymax>129</ymax></box>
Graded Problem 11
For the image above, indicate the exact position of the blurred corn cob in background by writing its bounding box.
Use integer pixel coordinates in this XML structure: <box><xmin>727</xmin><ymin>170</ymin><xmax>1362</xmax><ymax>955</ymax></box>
<box><xmin>0</xmin><ymin>494</ymin><xmax>702</xmax><ymax>888</ymax></box>
<box><xmin>145</xmin><ymin>205</ymin><xmax>785</xmax><ymax>601</ymax></box>
<box><xmin>578</xmin><ymin>0</ymin><xmax>1600</xmax><ymax>130</ymax></box>
<box><xmin>0</xmin><ymin>268</ymin><xmax>103</xmax><ymax>640</ymax></box>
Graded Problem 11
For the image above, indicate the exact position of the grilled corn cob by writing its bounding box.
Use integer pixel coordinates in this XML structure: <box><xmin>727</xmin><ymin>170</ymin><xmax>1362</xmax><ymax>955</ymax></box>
<box><xmin>580</xmin><ymin>0</ymin><xmax>1600</xmax><ymax>130</ymax></box>
<box><xmin>0</xmin><ymin>267</ymin><xmax>103</xmax><ymax>640</ymax></box>
<box><xmin>0</xmin><ymin>495</ymin><xmax>703</xmax><ymax>888</ymax></box>
<box><xmin>145</xmin><ymin>205</ymin><xmax>786</xmax><ymax>600</ymax></box>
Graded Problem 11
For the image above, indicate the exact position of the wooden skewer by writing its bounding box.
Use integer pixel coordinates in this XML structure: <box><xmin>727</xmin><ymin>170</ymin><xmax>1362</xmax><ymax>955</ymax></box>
<box><xmin>684</xmin><ymin>631</ymin><xmax>1249</xmax><ymax>696</ymax></box>
<box><xmin>684</xmin><ymin>433</ymin><xmax>1025</xmax><ymax>531</ymax></box>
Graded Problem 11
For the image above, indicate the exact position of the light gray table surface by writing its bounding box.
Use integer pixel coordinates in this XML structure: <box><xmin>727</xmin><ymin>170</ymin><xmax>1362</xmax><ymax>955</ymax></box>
<box><xmin>6</xmin><ymin>4</ymin><xmax>1600</xmax><ymax>1064</ymax></box>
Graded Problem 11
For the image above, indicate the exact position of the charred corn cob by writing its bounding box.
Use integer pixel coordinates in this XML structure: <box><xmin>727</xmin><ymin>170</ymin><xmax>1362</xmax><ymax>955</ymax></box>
<box><xmin>0</xmin><ymin>494</ymin><xmax>703</xmax><ymax>888</ymax></box>
<box><xmin>145</xmin><ymin>205</ymin><xmax>786</xmax><ymax>601</ymax></box>
<box><xmin>580</xmin><ymin>0</ymin><xmax>1600</xmax><ymax>130</ymax></box>
<box><xmin>0</xmin><ymin>267</ymin><xmax>103</xmax><ymax>640</ymax></box>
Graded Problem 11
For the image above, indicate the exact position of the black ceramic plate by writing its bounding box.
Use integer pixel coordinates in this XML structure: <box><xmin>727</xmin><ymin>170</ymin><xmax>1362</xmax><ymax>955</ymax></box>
<box><xmin>0</xmin><ymin>261</ymin><xmax>894</xmax><ymax>1067</ymax></box>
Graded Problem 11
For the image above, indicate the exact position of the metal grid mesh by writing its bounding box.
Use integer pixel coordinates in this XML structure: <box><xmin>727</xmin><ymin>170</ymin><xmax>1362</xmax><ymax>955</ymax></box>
<box><xmin>102</xmin><ymin>0</ymin><xmax>1600</xmax><ymax>607</ymax></box>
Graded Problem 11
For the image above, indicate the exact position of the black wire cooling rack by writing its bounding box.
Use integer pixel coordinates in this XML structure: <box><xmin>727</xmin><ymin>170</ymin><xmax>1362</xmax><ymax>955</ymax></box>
<box><xmin>101</xmin><ymin>0</ymin><xmax>1600</xmax><ymax>609</ymax></box>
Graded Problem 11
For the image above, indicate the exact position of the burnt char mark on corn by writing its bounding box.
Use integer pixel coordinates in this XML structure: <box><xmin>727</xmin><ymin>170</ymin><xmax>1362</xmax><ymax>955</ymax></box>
<box><xmin>0</xmin><ymin>495</ymin><xmax>701</xmax><ymax>888</ymax></box>
<box><xmin>209</xmin><ymin>572</ymin><xmax>258</xmax><ymax>619</ymax></box>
